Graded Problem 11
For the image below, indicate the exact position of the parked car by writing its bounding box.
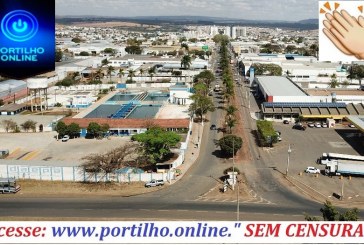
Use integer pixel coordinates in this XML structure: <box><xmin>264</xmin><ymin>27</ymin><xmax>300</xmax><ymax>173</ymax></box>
<box><xmin>321</xmin><ymin>122</ymin><xmax>328</xmax><ymax>128</ymax></box>
<box><xmin>307</xmin><ymin>122</ymin><xmax>315</xmax><ymax>128</ymax></box>
<box><xmin>210</xmin><ymin>124</ymin><xmax>217</xmax><ymax>130</ymax></box>
<box><xmin>305</xmin><ymin>167</ymin><xmax>321</xmax><ymax>174</ymax></box>
<box><xmin>145</xmin><ymin>179</ymin><xmax>164</xmax><ymax>188</ymax></box>
<box><xmin>292</xmin><ymin>124</ymin><xmax>306</xmax><ymax>131</ymax></box>
<box><xmin>283</xmin><ymin>120</ymin><xmax>290</xmax><ymax>124</ymax></box>
<box><xmin>348</xmin><ymin>124</ymin><xmax>356</xmax><ymax>128</ymax></box>
<box><xmin>61</xmin><ymin>135</ymin><xmax>70</xmax><ymax>142</ymax></box>
<box><xmin>314</xmin><ymin>122</ymin><xmax>322</xmax><ymax>128</ymax></box>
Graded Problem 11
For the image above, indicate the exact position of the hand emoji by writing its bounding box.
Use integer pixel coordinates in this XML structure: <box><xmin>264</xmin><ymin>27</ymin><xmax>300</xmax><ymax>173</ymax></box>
<box><xmin>323</xmin><ymin>10</ymin><xmax>364</xmax><ymax>59</ymax></box>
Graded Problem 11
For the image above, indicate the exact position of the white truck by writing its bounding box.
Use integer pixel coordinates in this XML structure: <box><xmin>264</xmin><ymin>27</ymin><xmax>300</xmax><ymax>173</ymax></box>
<box><xmin>144</xmin><ymin>179</ymin><xmax>164</xmax><ymax>188</ymax></box>
<box><xmin>325</xmin><ymin>160</ymin><xmax>364</xmax><ymax>176</ymax></box>
<box><xmin>318</xmin><ymin>152</ymin><xmax>364</xmax><ymax>165</ymax></box>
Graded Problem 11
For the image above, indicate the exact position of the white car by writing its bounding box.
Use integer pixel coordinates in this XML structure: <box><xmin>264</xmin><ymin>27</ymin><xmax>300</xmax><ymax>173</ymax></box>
<box><xmin>305</xmin><ymin>167</ymin><xmax>320</xmax><ymax>174</ymax></box>
<box><xmin>348</xmin><ymin>124</ymin><xmax>356</xmax><ymax>128</ymax></box>
<box><xmin>307</xmin><ymin>122</ymin><xmax>315</xmax><ymax>128</ymax></box>
<box><xmin>314</xmin><ymin>122</ymin><xmax>321</xmax><ymax>128</ymax></box>
<box><xmin>321</xmin><ymin>122</ymin><xmax>328</xmax><ymax>128</ymax></box>
<box><xmin>61</xmin><ymin>135</ymin><xmax>70</xmax><ymax>142</ymax></box>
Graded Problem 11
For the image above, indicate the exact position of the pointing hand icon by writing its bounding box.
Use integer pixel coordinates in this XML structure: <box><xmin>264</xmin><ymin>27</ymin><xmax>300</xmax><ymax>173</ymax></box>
<box><xmin>12</xmin><ymin>19</ymin><xmax>28</xmax><ymax>33</ymax></box>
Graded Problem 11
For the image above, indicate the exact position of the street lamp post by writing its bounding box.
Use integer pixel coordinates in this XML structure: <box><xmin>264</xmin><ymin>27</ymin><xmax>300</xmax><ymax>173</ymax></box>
<box><xmin>286</xmin><ymin>144</ymin><xmax>292</xmax><ymax>176</ymax></box>
<box><xmin>237</xmin><ymin>178</ymin><xmax>240</xmax><ymax>221</ymax></box>
<box><xmin>232</xmin><ymin>138</ymin><xmax>235</xmax><ymax>190</ymax></box>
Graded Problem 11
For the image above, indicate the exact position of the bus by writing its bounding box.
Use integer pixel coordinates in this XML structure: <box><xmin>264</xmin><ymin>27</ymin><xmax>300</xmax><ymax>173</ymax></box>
<box><xmin>0</xmin><ymin>178</ymin><xmax>21</xmax><ymax>194</ymax></box>
<box><xmin>318</xmin><ymin>152</ymin><xmax>364</xmax><ymax>165</ymax></box>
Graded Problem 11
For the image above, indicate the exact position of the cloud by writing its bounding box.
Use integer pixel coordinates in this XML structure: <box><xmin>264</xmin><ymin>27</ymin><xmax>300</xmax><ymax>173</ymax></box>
<box><xmin>55</xmin><ymin>0</ymin><xmax>318</xmax><ymax>21</ymax></box>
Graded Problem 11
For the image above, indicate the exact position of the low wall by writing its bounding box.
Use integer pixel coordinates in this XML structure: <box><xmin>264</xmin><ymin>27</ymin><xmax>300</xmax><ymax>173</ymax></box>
<box><xmin>0</xmin><ymin>164</ymin><xmax>175</xmax><ymax>183</ymax></box>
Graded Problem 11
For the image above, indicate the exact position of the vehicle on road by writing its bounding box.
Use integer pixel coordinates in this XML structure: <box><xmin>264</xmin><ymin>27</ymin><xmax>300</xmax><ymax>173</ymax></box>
<box><xmin>305</xmin><ymin>167</ymin><xmax>321</xmax><ymax>174</ymax></box>
<box><xmin>318</xmin><ymin>152</ymin><xmax>364</xmax><ymax>165</ymax></box>
<box><xmin>307</xmin><ymin>122</ymin><xmax>315</xmax><ymax>128</ymax></box>
<box><xmin>61</xmin><ymin>135</ymin><xmax>70</xmax><ymax>142</ymax></box>
<box><xmin>210</xmin><ymin>124</ymin><xmax>217</xmax><ymax>130</ymax></box>
<box><xmin>325</xmin><ymin>160</ymin><xmax>364</xmax><ymax>176</ymax></box>
<box><xmin>292</xmin><ymin>124</ymin><xmax>306</xmax><ymax>131</ymax></box>
<box><xmin>0</xmin><ymin>178</ymin><xmax>21</xmax><ymax>194</ymax></box>
<box><xmin>314</xmin><ymin>122</ymin><xmax>321</xmax><ymax>128</ymax></box>
<box><xmin>283</xmin><ymin>120</ymin><xmax>290</xmax><ymax>124</ymax></box>
<box><xmin>145</xmin><ymin>179</ymin><xmax>164</xmax><ymax>188</ymax></box>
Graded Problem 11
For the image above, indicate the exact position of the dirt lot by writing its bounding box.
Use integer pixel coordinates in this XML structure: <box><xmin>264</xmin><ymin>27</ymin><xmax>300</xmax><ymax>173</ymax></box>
<box><xmin>2</xmin><ymin>132</ymin><xmax>131</xmax><ymax>165</ymax></box>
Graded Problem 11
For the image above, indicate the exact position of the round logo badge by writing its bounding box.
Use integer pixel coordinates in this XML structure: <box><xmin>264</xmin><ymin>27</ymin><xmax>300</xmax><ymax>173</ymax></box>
<box><xmin>1</xmin><ymin>10</ymin><xmax>39</xmax><ymax>42</ymax></box>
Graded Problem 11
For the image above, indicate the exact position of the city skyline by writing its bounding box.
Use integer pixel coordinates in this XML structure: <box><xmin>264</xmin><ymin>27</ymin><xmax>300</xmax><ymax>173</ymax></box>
<box><xmin>55</xmin><ymin>0</ymin><xmax>318</xmax><ymax>21</ymax></box>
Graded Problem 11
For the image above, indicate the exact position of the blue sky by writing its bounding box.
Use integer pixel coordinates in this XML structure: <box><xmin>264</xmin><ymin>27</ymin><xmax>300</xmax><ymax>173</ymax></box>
<box><xmin>55</xmin><ymin>0</ymin><xmax>318</xmax><ymax>21</ymax></box>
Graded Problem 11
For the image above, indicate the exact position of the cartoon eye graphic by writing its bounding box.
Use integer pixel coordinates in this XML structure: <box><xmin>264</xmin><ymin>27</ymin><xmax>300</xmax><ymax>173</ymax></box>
<box><xmin>1</xmin><ymin>10</ymin><xmax>38</xmax><ymax>42</ymax></box>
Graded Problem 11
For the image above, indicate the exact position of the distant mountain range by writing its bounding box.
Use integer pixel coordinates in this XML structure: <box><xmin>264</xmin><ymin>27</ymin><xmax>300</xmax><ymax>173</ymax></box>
<box><xmin>56</xmin><ymin>15</ymin><xmax>318</xmax><ymax>30</ymax></box>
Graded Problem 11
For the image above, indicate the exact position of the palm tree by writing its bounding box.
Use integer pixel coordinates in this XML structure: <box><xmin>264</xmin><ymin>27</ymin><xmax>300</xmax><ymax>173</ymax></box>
<box><xmin>226</xmin><ymin>117</ymin><xmax>237</xmax><ymax>134</ymax></box>
<box><xmin>128</xmin><ymin>69</ymin><xmax>135</xmax><ymax>82</ymax></box>
<box><xmin>181</xmin><ymin>43</ymin><xmax>189</xmax><ymax>54</ymax></box>
<box><xmin>148</xmin><ymin>68</ymin><xmax>155</xmax><ymax>83</ymax></box>
<box><xmin>181</xmin><ymin>55</ymin><xmax>192</xmax><ymax>70</ymax></box>
<box><xmin>107</xmin><ymin>65</ymin><xmax>114</xmax><ymax>83</ymax></box>
<box><xmin>139</xmin><ymin>68</ymin><xmax>145</xmax><ymax>82</ymax></box>
<box><xmin>119</xmin><ymin>68</ymin><xmax>124</xmax><ymax>83</ymax></box>
<box><xmin>95</xmin><ymin>68</ymin><xmax>103</xmax><ymax>81</ymax></box>
<box><xmin>226</xmin><ymin>105</ymin><xmax>237</xmax><ymax>118</ymax></box>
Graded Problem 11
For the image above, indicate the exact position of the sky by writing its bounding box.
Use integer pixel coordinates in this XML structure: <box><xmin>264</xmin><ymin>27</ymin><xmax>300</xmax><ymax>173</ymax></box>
<box><xmin>55</xmin><ymin>0</ymin><xmax>318</xmax><ymax>21</ymax></box>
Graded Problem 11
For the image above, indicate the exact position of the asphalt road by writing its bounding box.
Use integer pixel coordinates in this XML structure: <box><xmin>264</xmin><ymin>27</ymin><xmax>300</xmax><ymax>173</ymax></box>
<box><xmin>1</xmin><ymin>53</ymin><xmax>361</xmax><ymax>221</ymax></box>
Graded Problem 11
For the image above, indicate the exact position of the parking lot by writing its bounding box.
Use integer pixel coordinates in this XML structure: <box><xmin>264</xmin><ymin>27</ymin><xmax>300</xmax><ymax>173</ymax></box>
<box><xmin>264</xmin><ymin>122</ymin><xmax>364</xmax><ymax>202</ymax></box>
<box><xmin>1</xmin><ymin>132</ymin><xmax>131</xmax><ymax>166</ymax></box>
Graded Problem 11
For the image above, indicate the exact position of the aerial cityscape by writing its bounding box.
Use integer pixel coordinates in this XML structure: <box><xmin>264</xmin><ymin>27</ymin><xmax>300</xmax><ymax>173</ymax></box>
<box><xmin>1</xmin><ymin>0</ymin><xmax>364</xmax><ymax>224</ymax></box>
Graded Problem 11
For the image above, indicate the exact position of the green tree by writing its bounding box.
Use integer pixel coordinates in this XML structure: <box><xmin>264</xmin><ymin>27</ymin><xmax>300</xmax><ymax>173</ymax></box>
<box><xmin>0</xmin><ymin>99</ymin><xmax>4</xmax><ymax>106</ymax></box>
<box><xmin>131</xmin><ymin>127</ymin><xmax>181</xmax><ymax>164</ymax></box>
<box><xmin>139</xmin><ymin>68</ymin><xmax>145</xmax><ymax>82</ymax></box>
<box><xmin>1</xmin><ymin>119</ymin><xmax>17</xmax><ymax>133</ymax></box>
<box><xmin>71</xmin><ymin>37</ymin><xmax>82</xmax><ymax>43</ymax></box>
<box><xmin>189</xmin><ymin>94</ymin><xmax>215</xmax><ymax>122</ymax></box>
<box><xmin>181</xmin><ymin>55</ymin><xmax>192</xmax><ymax>70</ymax></box>
<box><xmin>348</xmin><ymin>64</ymin><xmax>364</xmax><ymax>86</ymax></box>
<box><xmin>128</xmin><ymin>69</ymin><xmax>136</xmax><ymax>81</ymax></box>
<box><xmin>194</xmin><ymin>70</ymin><xmax>215</xmax><ymax>88</ymax></box>
<box><xmin>305</xmin><ymin>200</ymin><xmax>359</xmax><ymax>221</ymax></box>
<box><xmin>193</xmin><ymin>83</ymin><xmax>209</xmax><ymax>97</ymax></box>
<box><xmin>226</xmin><ymin>105</ymin><xmax>238</xmax><ymax>118</ymax></box>
<box><xmin>79</xmin><ymin>51</ymin><xmax>89</xmax><ymax>56</ymax></box>
<box><xmin>107</xmin><ymin>65</ymin><xmax>115</xmax><ymax>83</ymax></box>
<box><xmin>20</xmin><ymin>120</ymin><xmax>37</xmax><ymax>132</ymax></box>
<box><xmin>249</xmin><ymin>63</ymin><xmax>282</xmax><ymax>76</ymax></box>
<box><xmin>218</xmin><ymin>135</ymin><xmax>243</xmax><ymax>156</ymax></box>
<box><xmin>103</xmin><ymin>48</ymin><xmax>115</xmax><ymax>54</ymax></box>
<box><xmin>181</xmin><ymin>43</ymin><xmax>189</xmax><ymax>54</ymax></box>
<box><xmin>66</xmin><ymin>123</ymin><xmax>80</xmax><ymax>138</ymax></box>
<box><xmin>101</xmin><ymin>58</ymin><xmax>109</xmax><ymax>66</ymax></box>
<box><xmin>119</xmin><ymin>68</ymin><xmax>125</xmax><ymax>83</ymax></box>
<box><xmin>55</xmin><ymin>121</ymin><xmax>68</xmax><ymax>137</ymax></box>
<box><xmin>329</xmin><ymin>74</ymin><xmax>339</xmax><ymax>88</ymax></box>
<box><xmin>87</xmin><ymin>122</ymin><xmax>101</xmax><ymax>138</ymax></box>
<box><xmin>125</xmin><ymin>45</ymin><xmax>142</xmax><ymax>54</ymax></box>
<box><xmin>55</xmin><ymin>49</ymin><xmax>63</xmax><ymax>62</ymax></box>
<box><xmin>226</xmin><ymin>117</ymin><xmax>237</xmax><ymax>134</ymax></box>
<box><xmin>341</xmin><ymin>80</ymin><xmax>350</xmax><ymax>88</ymax></box>
<box><xmin>148</xmin><ymin>68</ymin><xmax>155</xmax><ymax>82</ymax></box>
<box><xmin>256</xmin><ymin>120</ymin><xmax>278</xmax><ymax>146</ymax></box>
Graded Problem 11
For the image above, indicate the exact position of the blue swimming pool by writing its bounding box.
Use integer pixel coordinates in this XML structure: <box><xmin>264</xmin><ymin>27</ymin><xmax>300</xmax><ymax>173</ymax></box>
<box><xmin>127</xmin><ymin>105</ymin><xmax>161</xmax><ymax>119</ymax></box>
<box><xmin>108</xmin><ymin>93</ymin><xmax>137</xmax><ymax>102</ymax></box>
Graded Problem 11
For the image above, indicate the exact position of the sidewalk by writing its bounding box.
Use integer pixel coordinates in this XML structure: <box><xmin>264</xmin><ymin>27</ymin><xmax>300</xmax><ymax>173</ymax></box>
<box><xmin>176</xmin><ymin>121</ymin><xmax>203</xmax><ymax>179</ymax></box>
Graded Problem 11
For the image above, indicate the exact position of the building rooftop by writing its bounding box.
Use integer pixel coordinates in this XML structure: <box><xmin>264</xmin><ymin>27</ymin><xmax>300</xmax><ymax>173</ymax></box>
<box><xmin>256</xmin><ymin>76</ymin><xmax>308</xmax><ymax>97</ymax></box>
<box><xmin>62</xmin><ymin>118</ymin><xmax>190</xmax><ymax>129</ymax></box>
<box><xmin>306</xmin><ymin>89</ymin><xmax>364</xmax><ymax>96</ymax></box>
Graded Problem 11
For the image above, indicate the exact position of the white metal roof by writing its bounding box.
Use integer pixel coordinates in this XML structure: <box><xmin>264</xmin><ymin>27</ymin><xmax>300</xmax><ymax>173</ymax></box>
<box><xmin>256</xmin><ymin>76</ymin><xmax>308</xmax><ymax>97</ymax></box>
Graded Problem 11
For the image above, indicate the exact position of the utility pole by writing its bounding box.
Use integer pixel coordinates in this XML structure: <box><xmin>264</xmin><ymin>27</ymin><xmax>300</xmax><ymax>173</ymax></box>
<box><xmin>286</xmin><ymin>144</ymin><xmax>292</xmax><ymax>176</ymax></box>
<box><xmin>232</xmin><ymin>138</ymin><xmax>235</xmax><ymax>190</ymax></box>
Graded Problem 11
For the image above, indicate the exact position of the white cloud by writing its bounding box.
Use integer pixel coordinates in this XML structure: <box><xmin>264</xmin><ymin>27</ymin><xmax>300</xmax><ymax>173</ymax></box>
<box><xmin>55</xmin><ymin>0</ymin><xmax>318</xmax><ymax>21</ymax></box>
